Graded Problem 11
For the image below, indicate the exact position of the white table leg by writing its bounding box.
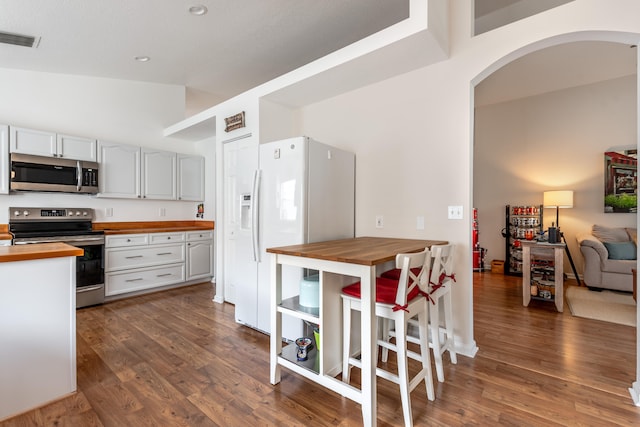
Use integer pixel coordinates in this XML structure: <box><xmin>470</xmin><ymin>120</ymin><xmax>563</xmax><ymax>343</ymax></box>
<box><xmin>270</xmin><ymin>254</ymin><xmax>283</xmax><ymax>385</ymax></box>
<box><xmin>360</xmin><ymin>266</ymin><xmax>377</xmax><ymax>426</ymax></box>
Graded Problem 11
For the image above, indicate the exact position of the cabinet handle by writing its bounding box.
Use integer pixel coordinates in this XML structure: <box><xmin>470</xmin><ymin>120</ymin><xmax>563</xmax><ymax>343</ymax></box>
<box><xmin>125</xmin><ymin>278</ymin><xmax>144</xmax><ymax>282</ymax></box>
<box><xmin>157</xmin><ymin>273</ymin><xmax>172</xmax><ymax>277</ymax></box>
<box><xmin>125</xmin><ymin>255</ymin><xmax>144</xmax><ymax>259</ymax></box>
<box><xmin>157</xmin><ymin>252</ymin><xmax>172</xmax><ymax>256</ymax></box>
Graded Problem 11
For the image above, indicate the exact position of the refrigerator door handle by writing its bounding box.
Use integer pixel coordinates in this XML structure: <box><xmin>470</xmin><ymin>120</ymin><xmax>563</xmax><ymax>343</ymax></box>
<box><xmin>251</xmin><ymin>169</ymin><xmax>261</xmax><ymax>262</ymax></box>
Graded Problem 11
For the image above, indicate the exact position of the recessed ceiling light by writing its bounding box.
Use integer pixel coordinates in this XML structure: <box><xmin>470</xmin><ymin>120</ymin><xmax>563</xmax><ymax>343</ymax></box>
<box><xmin>189</xmin><ymin>5</ymin><xmax>208</xmax><ymax>16</ymax></box>
<box><xmin>134</xmin><ymin>56</ymin><xmax>150</xmax><ymax>62</ymax></box>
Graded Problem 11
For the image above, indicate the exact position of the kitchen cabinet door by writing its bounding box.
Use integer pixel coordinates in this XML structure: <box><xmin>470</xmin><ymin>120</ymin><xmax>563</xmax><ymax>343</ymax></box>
<box><xmin>98</xmin><ymin>141</ymin><xmax>141</xmax><ymax>198</ymax></box>
<box><xmin>186</xmin><ymin>231</ymin><xmax>213</xmax><ymax>280</ymax></box>
<box><xmin>142</xmin><ymin>149</ymin><xmax>177</xmax><ymax>200</ymax></box>
<box><xmin>9</xmin><ymin>127</ymin><xmax>56</xmax><ymax>157</ymax></box>
<box><xmin>0</xmin><ymin>124</ymin><xmax>8</xmax><ymax>194</ymax></box>
<box><xmin>177</xmin><ymin>154</ymin><xmax>205</xmax><ymax>201</ymax></box>
<box><xmin>57</xmin><ymin>134</ymin><xmax>97</xmax><ymax>161</ymax></box>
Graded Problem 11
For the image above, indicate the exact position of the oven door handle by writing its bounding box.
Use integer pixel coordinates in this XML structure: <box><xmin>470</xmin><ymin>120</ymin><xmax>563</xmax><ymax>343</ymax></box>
<box><xmin>77</xmin><ymin>285</ymin><xmax>104</xmax><ymax>293</ymax></box>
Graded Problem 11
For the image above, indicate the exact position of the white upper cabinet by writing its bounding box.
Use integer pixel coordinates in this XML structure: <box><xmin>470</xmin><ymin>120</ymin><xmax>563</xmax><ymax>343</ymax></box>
<box><xmin>10</xmin><ymin>127</ymin><xmax>96</xmax><ymax>161</ymax></box>
<box><xmin>98</xmin><ymin>141</ymin><xmax>141</xmax><ymax>198</ymax></box>
<box><xmin>177</xmin><ymin>154</ymin><xmax>205</xmax><ymax>201</ymax></box>
<box><xmin>57</xmin><ymin>134</ymin><xmax>97</xmax><ymax>162</ymax></box>
<box><xmin>99</xmin><ymin>142</ymin><xmax>204</xmax><ymax>201</ymax></box>
<box><xmin>0</xmin><ymin>124</ymin><xmax>8</xmax><ymax>194</ymax></box>
<box><xmin>10</xmin><ymin>127</ymin><xmax>56</xmax><ymax>157</ymax></box>
<box><xmin>142</xmin><ymin>149</ymin><xmax>176</xmax><ymax>200</ymax></box>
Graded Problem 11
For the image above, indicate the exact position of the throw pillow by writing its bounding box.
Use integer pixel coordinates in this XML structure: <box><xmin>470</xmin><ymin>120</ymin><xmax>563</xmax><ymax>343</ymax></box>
<box><xmin>592</xmin><ymin>224</ymin><xmax>631</xmax><ymax>242</ymax></box>
<box><xmin>603</xmin><ymin>241</ymin><xmax>637</xmax><ymax>260</ymax></box>
<box><xmin>626</xmin><ymin>228</ymin><xmax>638</xmax><ymax>246</ymax></box>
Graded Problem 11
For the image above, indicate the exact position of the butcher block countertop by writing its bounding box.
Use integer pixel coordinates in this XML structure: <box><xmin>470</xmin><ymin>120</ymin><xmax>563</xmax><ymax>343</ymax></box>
<box><xmin>0</xmin><ymin>242</ymin><xmax>84</xmax><ymax>263</ymax></box>
<box><xmin>93</xmin><ymin>220</ymin><xmax>214</xmax><ymax>235</ymax></box>
<box><xmin>266</xmin><ymin>236</ymin><xmax>448</xmax><ymax>266</ymax></box>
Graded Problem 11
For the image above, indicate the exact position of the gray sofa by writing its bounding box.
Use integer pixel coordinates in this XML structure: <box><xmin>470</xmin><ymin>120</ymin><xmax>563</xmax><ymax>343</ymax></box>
<box><xmin>576</xmin><ymin>225</ymin><xmax>636</xmax><ymax>292</ymax></box>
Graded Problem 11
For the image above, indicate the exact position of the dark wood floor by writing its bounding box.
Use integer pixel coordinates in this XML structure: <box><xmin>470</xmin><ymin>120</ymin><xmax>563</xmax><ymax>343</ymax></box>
<box><xmin>2</xmin><ymin>273</ymin><xmax>639</xmax><ymax>426</ymax></box>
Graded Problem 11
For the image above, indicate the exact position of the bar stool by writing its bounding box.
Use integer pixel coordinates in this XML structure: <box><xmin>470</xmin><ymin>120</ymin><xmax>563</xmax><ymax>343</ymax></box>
<box><xmin>425</xmin><ymin>244</ymin><xmax>457</xmax><ymax>382</ymax></box>
<box><xmin>381</xmin><ymin>243</ymin><xmax>457</xmax><ymax>382</ymax></box>
<box><xmin>341</xmin><ymin>248</ymin><xmax>435</xmax><ymax>427</ymax></box>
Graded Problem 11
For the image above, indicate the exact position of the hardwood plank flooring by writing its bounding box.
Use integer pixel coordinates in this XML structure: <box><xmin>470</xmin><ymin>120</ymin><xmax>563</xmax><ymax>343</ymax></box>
<box><xmin>2</xmin><ymin>273</ymin><xmax>639</xmax><ymax>426</ymax></box>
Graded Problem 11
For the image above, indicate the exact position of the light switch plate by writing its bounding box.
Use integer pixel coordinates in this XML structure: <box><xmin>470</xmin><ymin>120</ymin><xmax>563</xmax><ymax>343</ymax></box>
<box><xmin>448</xmin><ymin>206</ymin><xmax>463</xmax><ymax>219</ymax></box>
<box><xmin>417</xmin><ymin>216</ymin><xmax>425</xmax><ymax>230</ymax></box>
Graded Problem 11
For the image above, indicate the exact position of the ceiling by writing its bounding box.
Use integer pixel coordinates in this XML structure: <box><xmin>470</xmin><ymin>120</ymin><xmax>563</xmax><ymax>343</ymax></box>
<box><xmin>0</xmin><ymin>0</ymin><xmax>409</xmax><ymax>104</ymax></box>
<box><xmin>0</xmin><ymin>2</ymin><xmax>636</xmax><ymax>113</ymax></box>
<box><xmin>475</xmin><ymin>41</ymin><xmax>638</xmax><ymax>107</ymax></box>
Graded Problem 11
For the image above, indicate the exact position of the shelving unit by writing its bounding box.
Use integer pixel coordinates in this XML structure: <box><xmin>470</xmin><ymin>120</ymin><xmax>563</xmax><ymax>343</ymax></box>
<box><xmin>504</xmin><ymin>205</ymin><xmax>543</xmax><ymax>275</ymax></box>
<box><xmin>273</xmin><ymin>271</ymin><xmax>354</xmax><ymax>385</ymax></box>
<box><xmin>521</xmin><ymin>241</ymin><xmax>565</xmax><ymax>312</ymax></box>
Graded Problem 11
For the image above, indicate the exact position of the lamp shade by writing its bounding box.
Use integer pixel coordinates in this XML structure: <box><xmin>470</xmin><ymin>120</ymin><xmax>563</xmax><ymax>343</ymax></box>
<box><xmin>543</xmin><ymin>190</ymin><xmax>574</xmax><ymax>208</ymax></box>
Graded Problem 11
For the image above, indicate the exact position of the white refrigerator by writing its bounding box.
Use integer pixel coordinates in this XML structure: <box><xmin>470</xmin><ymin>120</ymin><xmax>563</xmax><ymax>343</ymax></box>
<box><xmin>230</xmin><ymin>136</ymin><xmax>355</xmax><ymax>340</ymax></box>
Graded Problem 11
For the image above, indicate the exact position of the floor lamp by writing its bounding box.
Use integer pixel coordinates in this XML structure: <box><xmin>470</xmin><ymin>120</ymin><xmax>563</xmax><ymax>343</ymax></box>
<box><xmin>543</xmin><ymin>190</ymin><xmax>582</xmax><ymax>286</ymax></box>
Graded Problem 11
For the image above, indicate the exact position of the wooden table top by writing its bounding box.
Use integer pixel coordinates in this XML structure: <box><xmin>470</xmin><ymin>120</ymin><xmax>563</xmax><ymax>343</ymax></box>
<box><xmin>266</xmin><ymin>236</ymin><xmax>448</xmax><ymax>266</ymax></box>
<box><xmin>0</xmin><ymin>242</ymin><xmax>84</xmax><ymax>263</ymax></box>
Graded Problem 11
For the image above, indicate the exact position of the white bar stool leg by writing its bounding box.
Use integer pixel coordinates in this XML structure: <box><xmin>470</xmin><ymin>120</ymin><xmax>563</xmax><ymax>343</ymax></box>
<box><xmin>395</xmin><ymin>316</ymin><xmax>413</xmax><ymax>427</ymax></box>
<box><xmin>444</xmin><ymin>290</ymin><xmax>457</xmax><ymax>365</ymax></box>
<box><xmin>342</xmin><ymin>299</ymin><xmax>352</xmax><ymax>383</ymax></box>
<box><xmin>429</xmin><ymin>295</ymin><xmax>445</xmax><ymax>383</ymax></box>
<box><xmin>417</xmin><ymin>309</ymin><xmax>435</xmax><ymax>401</ymax></box>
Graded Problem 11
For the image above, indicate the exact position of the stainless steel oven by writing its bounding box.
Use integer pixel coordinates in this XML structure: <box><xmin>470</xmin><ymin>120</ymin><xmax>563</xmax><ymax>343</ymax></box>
<box><xmin>9</xmin><ymin>207</ymin><xmax>105</xmax><ymax>308</ymax></box>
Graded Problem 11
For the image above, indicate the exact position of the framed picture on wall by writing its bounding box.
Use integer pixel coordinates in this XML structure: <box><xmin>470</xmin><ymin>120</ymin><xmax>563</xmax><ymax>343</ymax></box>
<box><xmin>604</xmin><ymin>148</ymin><xmax>637</xmax><ymax>213</ymax></box>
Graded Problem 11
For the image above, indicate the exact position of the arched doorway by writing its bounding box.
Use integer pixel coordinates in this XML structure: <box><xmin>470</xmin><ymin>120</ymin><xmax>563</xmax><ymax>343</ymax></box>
<box><xmin>470</xmin><ymin>32</ymin><xmax>640</xmax><ymax>404</ymax></box>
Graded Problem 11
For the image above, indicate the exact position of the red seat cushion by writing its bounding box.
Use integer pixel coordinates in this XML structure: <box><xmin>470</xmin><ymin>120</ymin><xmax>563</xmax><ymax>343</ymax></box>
<box><xmin>342</xmin><ymin>276</ymin><xmax>420</xmax><ymax>305</ymax></box>
<box><xmin>380</xmin><ymin>267</ymin><xmax>422</xmax><ymax>281</ymax></box>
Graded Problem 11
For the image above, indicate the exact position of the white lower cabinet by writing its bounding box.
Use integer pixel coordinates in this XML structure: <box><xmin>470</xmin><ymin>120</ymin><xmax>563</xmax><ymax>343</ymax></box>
<box><xmin>105</xmin><ymin>232</ymin><xmax>186</xmax><ymax>296</ymax></box>
<box><xmin>105</xmin><ymin>230</ymin><xmax>213</xmax><ymax>297</ymax></box>
<box><xmin>186</xmin><ymin>231</ymin><xmax>214</xmax><ymax>280</ymax></box>
<box><xmin>106</xmin><ymin>264</ymin><xmax>185</xmax><ymax>296</ymax></box>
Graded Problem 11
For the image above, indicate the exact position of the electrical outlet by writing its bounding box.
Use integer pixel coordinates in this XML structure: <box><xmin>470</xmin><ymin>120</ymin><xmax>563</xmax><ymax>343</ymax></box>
<box><xmin>159</xmin><ymin>207</ymin><xmax>166</xmax><ymax>217</ymax></box>
<box><xmin>105</xmin><ymin>207</ymin><xmax>113</xmax><ymax>217</ymax></box>
<box><xmin>448</xmin><ymin>205</ymin><xmax>463</xmax><ymax>219</ymax></box>
<box><xmin>417</xmin><ymin>215</ymin><xmax>425</xmax><ymax>230</ymax></box>
<box><xmin>376</xmin><ymin>215</ymin><xmax>384</xmax><ymax>228</ymax></box>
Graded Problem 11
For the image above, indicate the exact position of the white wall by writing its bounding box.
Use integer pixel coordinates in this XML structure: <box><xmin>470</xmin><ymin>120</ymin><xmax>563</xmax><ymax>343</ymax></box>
<box><xmin>292</xmin><ymin>0</ymin><xmax>640</xmax><ymax>355</ymax></box>
<box><xmin>474</xmin><ymin>75</ymin><xmax>637</xmax><ymax>275</ymax></box>
<box><xmin>0</xmin><ymin>68</ymin><xmax>212</xmax><ymax>223</ymax></box>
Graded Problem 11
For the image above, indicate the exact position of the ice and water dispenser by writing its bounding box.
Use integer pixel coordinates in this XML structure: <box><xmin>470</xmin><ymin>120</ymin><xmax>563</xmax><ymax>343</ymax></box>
<box><xmin>240</xmin><ymin>193</ymin><xmax>252</xmax><ymax>229</ymax></box>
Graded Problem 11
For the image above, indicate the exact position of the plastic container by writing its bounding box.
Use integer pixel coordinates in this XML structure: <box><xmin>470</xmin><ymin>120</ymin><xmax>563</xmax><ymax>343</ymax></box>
<box><xmin>299</xmin><ymin>274</ymin><xmax>319</xmax><ymax>308</ymax></box>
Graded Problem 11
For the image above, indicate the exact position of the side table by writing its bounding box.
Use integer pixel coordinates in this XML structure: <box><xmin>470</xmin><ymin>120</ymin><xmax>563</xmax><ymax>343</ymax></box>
<box><xmin>521</xmin><ymin>241</ymin><xmax>565</xmax><ymax>312</ymax></box>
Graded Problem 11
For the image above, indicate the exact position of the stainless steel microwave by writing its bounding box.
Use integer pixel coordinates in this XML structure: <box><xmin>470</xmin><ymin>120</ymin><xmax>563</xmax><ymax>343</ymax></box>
<box><xmin>10</xmin><ymin>153</ymin><xmax>99</xmax><ymax>194</ymax></box>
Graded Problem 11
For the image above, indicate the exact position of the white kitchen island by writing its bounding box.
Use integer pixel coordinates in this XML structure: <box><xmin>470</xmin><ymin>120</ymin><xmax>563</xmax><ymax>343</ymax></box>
<box><xmin>267</xmin><ymin>237</ymin><xmax>447</xmax><ymax>427</ymax></box>
<box><xmin>0</xmin><ymin>243</ymin><xmax>82</xmax><ymax>421</ymax></box>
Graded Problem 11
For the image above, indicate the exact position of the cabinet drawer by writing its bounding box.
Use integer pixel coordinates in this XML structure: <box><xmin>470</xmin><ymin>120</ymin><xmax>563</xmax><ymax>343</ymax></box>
<box><xmin>149</xmin><ymin>232</ymin><xmax>185</xmax><ymax>244</ymax></box>
<box><xmin>106</xmin><ymin>234</ymin><xmax>148</xmax><ymax>248</ymax></box>
<box><xmin>106</xmin><ymin>264</ymin><xmax>185</xmax><ymax>296</ymax></box>
<box><xmin>106</xmin><ymin>243</ymin><xmax>185</xmax><ymax>271</ymax></box>
<box><xmin>186</xmin><ymin>230</ymin><xmax>213</xmax><ymax>241</ymax></box>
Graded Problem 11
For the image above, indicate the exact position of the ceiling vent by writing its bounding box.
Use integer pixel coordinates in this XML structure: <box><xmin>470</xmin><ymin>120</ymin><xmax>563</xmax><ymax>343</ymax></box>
<box><xmin>0</xmin><ymin>31</ymin><xmax>40</xmax><ymax>48</ymax></box>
